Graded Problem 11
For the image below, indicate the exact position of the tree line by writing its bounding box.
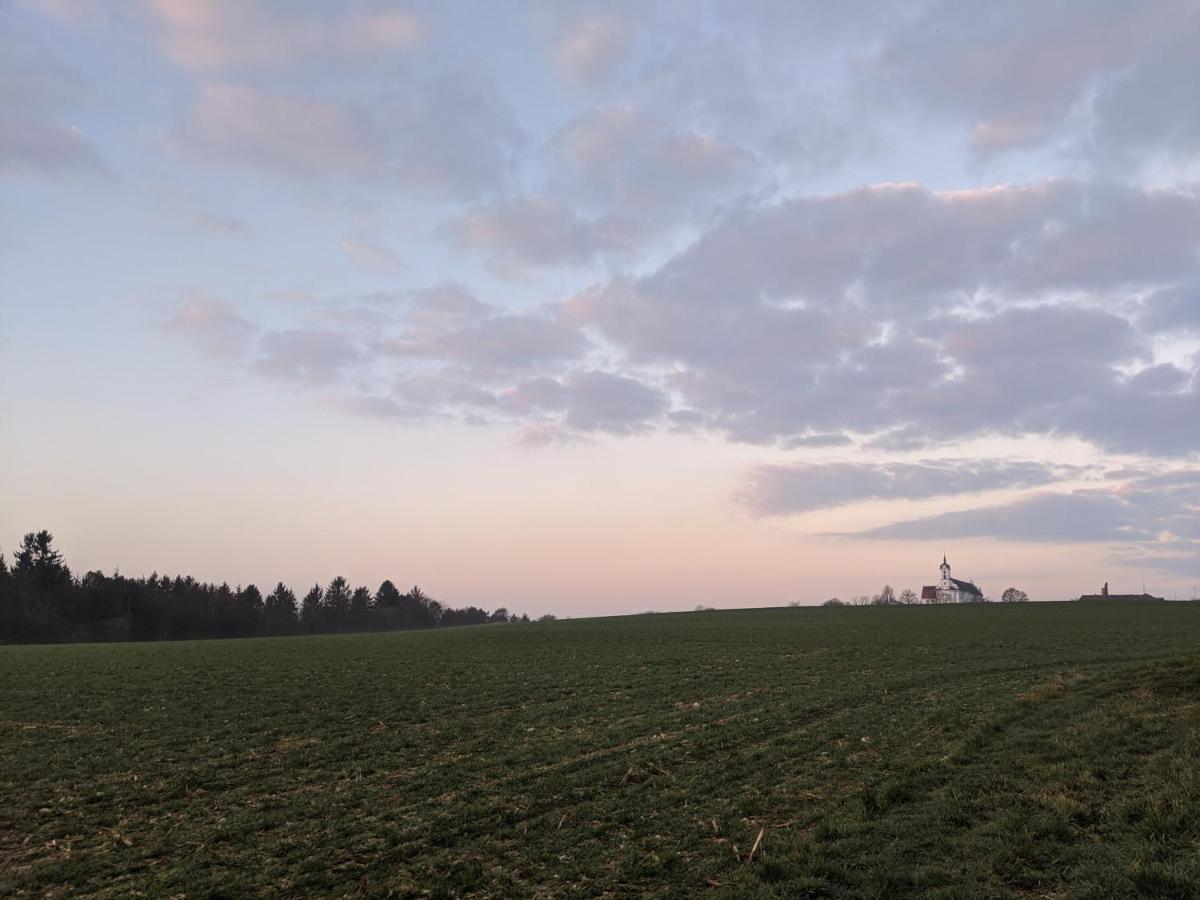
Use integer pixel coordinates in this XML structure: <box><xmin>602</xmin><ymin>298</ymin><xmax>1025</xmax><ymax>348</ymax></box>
<box><xmin>0</xmin><ymin>530</ymin><xmax>539</xmax><ymax>645</ymax></box>
<box><xmin>819</xmin><ymin>585</ymin><xmax>1030</xmax><ymax>606</ymax></box>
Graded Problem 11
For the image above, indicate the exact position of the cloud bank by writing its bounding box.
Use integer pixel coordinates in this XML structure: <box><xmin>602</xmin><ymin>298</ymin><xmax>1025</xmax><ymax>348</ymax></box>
<box><xmin>11</xmin><ymin>0</ymin><xmax>1198</xmax><ymax>580</ymax></box>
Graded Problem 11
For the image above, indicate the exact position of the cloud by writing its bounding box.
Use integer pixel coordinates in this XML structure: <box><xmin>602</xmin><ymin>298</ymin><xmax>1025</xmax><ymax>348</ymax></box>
<box><xmin>401</xmin><ymin>283</ymin><xmax>491</xmax><ymax>333</ymax></box>
<box><xmin>444</xmin><ymin>195</ymin><xmax>631</xmax><ymax>270</ymax></box>
<box><xmin>382</xmin><ymin>75</ymin><xmax>524</xmax><ymax>196</ymax></box>
<box><xmin>634</xmin><ymin>180</ymin><xmax>1198</xmax><ymax>313</ymax></box>
<box><xmin>17</xmin><ymin>0</ymin><xmax>107</xmax><ymax>23</ymax></box>
<box><xmin>342</xmin><ymin>366</ymin><xmax>668</xmax><ymax>439</ymax></box>
<box><xmin>178</xmin><ymin>77</ymin><xmax>521</xmax><ymax>195</ymax></box>
<box><xmin>740</xmin><ymin>459</ymin><xmax>1082</xmax><ymax>516</ymax></box>
<box><xmin>781</xmin><ymin>433</ymin><xmax>855</xmax><ymax>449</ymax></box>
<box><xmin>342</xmin><ymin>238</ymin><xmax>404</xmax><ymax>272</ymax></box>
<box><xmin>146</xmin><ymin>0</ymin><xmax>423</xmax><ymax>71</ymax></box>
<box><xmin>382</xmin><ymin>284</ymin><xmax>590</xmax><ymax>374</ymax></box>
<box><xmin>0</xmin><ymin>28</ymin><xmax>106</xmax><ymax>177</ymax></box>
<box><xmin>167</xmin><ymin>297</ymin><xmax>257</xmax><ymax>360</ymax></box>
<box><xmin>390</xmin><ymin>313</ymin><xmax>589</xmax><ymax>372</ymax></box>
<box><xmin>1088</xmin><ymin>13</ymin><xmax>1200</xmax><ymax>165</ymax></box>
<box><xmin>140</xmin><ymin>6</ymin><xmax>1198</xmax><ymax>471</ymax></box>
<box><xmin>858</xmin><ymin>468</ymin><xmax>1200</xmax><ymax>577</ymax></box>
<box><xmin>441</xmin><ymin>104</ymin><xmax>755</xmax><ymax>269</ymax></box>
<box><xmin>573</xmin><ymin>178</ymin><xmax>1200</xmax><ymax>454</ymax></box>
<box><xmin>254</xmin><ymin>328</ymin><xmax>359</xmax><ymax>386</ymax></box>
<box><xmin>864</xmin><ymin>490</ymin><xmax>1160</xmax><ymax>542</ymax></box>
<box><xmin>500</xmin><ymin>370</ymin><xmax>669</xmax><ymax>435</ymax></box>
<box><xmin>1139</xmin><ymin>282</ymin><xmax>1200</xmax><ymax>335</ymax></box>
<box><xmin>862</xmin><ymin>0</ymin><xmax>1191</xmax><ymax>159</ymax></box>
<box><xmin>164</xmin><ymin>284</ymin><xmax>632</xmax><ymax>436</ymax></box>
<box><xmin>548</xmin><ymin>9</ymin><xmax>633</xmax><ymax>87</ymax></box>
<box><xmin>552</xmin><ymin>104</ymin><xmax>753</xmax><ymax>220</ymax></box>
<box><xmin>182</xmin><ymin>83</ymin><xmax>382</xmax><ymax>176</ymax></box>
<box><xmin>169</xmin><ymin>299</ymin><xmax>362</xmax><ymax>387</ymax></box>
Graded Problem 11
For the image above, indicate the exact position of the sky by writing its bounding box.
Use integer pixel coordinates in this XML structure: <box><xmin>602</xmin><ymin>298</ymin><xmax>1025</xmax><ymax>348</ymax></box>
<box><xmin>2</xmin><ymin>0</ymin><xmax>1199</xmax><ymax>615</ymax></box>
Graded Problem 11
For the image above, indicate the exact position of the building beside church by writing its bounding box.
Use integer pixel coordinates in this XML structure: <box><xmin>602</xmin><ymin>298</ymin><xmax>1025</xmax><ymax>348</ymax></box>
<box><xmin>920</xmin><ymin>556</ymin><xmax>984</xmax><ymax>603</ymax></box>
<box><xmin>1078</xmin><ymin>582</ymin><xmax>1164</xmax><ymax>603</ymax></box>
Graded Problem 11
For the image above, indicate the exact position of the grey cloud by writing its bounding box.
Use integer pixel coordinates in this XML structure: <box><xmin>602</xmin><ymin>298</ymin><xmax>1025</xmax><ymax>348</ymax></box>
<box><xmin>864</xmin><ymin>491</ymin><xmax>1160</xmax><ymax>543</ymax></box>
<box><xmin>443</xmin><ymin>196</ymin><xmax>632</xmax><ymax>270</ymax></box>
<box><xmin>1047</xmin><ymin>363</ymin><xmax>1200</xmax><ymax>458</ymax></box>
<box><xmin>863</xmin><ymin>0</ymin><xmax>1189</xmax><ymax>158</ymax></box>
<box><xmin>402</xmin><ymin>283</ymin><xmax>491</xmax><ymax>332</ymax></box>
<box><xmin>859</xmin><ymin>469</ymin><xmax>1200</xmax><ymax>578</ymax></box>
<box><xmin>0</xmin><ymin>107</ymin><xmax>105</xmax><ymax>177</ymax></box>
<box><xmin>574</xmin><ymin>178</ymin><xmax>1200</xmax><ymax>455</ymax></box>
<box><xmin>345</xmin><ymin>367</ymin><xmax>668</xmax><ymax>439</ymax></box>
<box><xmin>1088</xmin><ymin>11</ymin><xmax>1200</xmax><ymax>165</ymax></box>
<box><xmin>0</xmin><ymin>30</ymin><xmax>105</xmax><ymax>177</ymax></box>
<box><xmin>359</xmin><ymin>372</ymin><xmax>501</xmax><ymax>421</ymax></box>
<box><xmin>394</xmin><ymin>315</ymin><xmax>589</xmax><ymax>371</ymax></box>
<box><xmin>562</xmin><ymin>371</ymin><xmax>669</xmax><ymax>433</ymax></box>
<box><xmin>608</xmin><ymin>7</ymin><xmax>881</xmax><ymax>185</ymax></box>
<box><xmin>444</xmin><ymin>104</ymin><xmax>758</xmax><ymax>271</ymax></box>
<box><xmin>1124</xmin><ymin>364</ymin><xmax>1190</xmax><ymax>396</ymax></box>
<box><xmin>388</xmin><ymin>285</ymin><xmax>589</xmax><ymax>372</ymax></box>
<box><xmin>741</xmin><ymin>459</ymin><xmax>1081</xmax><ymax>516</ymax></box>
<box><xmin>501</xmin><ymin>371</ymin><xmax>669</xmax><ymax>435</ymax></box>
<box><xmin>254</xmin><ymin>328</ymin><xmax>359</xmax><ymax>386</ymax></box>
<box><xmin>1133</xmin><ymin>470</ymin><xmax>1200</xmax><ymax>491</ymax></box>
<box><xmin>383</xmin><ymin>75</ymin><xmax>524</xmax><ymax>197</ymax></box>
<box><xmin>552</xmin><ymin>104</ymin><xmax>753</xmax><ymax>219</ymax></box>
<box><xmin>1110</xmin><ymin>542</ymin><xmax>1200</xmax><ymax>579</ymax></box>
<box><xmin>1140</xmin><ymin>283</ymin><xmax>1200</xmax><ymax>335</ymax></box>
<box><xmin>167</xmin><ymin>283</ymin><xmax>618</xmax><ymax>433</ymax></box>
<box><xmin>627</xmin><ymin>180</ymin><xmax>1200</xmax><ymax>314</ymax></box>
<box><xmin>781</xmin><ymin>433</ymin><xmax>854</xmax><ymax>449</ymax></box>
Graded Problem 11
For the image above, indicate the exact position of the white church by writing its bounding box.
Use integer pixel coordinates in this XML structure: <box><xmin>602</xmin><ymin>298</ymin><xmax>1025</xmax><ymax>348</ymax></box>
<box><xmin>921</xmin><ymin>556</ymin><xmax>984</xmax><ymax>603</ymax></box>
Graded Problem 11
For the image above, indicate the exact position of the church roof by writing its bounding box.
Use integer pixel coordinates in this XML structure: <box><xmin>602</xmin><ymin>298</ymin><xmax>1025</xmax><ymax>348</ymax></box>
<box><xmin>950</xmin><ymin>577</ymin><xmax>982</xmax><ymax>596</ymax></box>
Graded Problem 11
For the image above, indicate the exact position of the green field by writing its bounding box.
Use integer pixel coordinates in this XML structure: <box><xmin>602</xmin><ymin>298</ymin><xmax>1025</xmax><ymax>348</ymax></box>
<box><xmin>3</xmin><ymin>603</ymin><xmax>1199</xmax><ymax>898</ymax></box>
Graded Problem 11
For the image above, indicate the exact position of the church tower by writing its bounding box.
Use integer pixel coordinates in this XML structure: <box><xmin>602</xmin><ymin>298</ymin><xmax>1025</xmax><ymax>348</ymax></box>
<box><xmin>940</xmin><ymin>555</ymin><xmax>951</xmax><ymax>588</ymax></box>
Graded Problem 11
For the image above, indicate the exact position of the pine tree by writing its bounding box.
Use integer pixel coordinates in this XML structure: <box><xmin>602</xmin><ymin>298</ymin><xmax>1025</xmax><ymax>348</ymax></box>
<box><xmin>325</xmin><ymin>577</ymin><xmax>351</xmax><ymax>631</ymax></box>
<box><xmin>265</xmin><ymin>582</ymin><xmax>298</xmax><ymax>634</ymax></box>
<box><xmin>300</xmin><ymin>584</ymin><xmax>324</xmax><ymax>632</ymax></box>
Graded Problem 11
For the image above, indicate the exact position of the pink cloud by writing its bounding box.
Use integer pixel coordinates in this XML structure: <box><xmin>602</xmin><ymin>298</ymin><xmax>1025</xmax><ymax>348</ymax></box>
<box><xmin>183</xmin><ymin>84</ymin><xmax>381</xmax><ymax>175</ymax></box>
<box><xmin>552</xmin><ymin>11</ymin><xmax>632</xmax><ymax>86</ymax></box>
<box><xmin>147</xmin><ymin>0</ymin><xmax>423</xmax><ymax>70</ymax></box>
<box><xmin>167</xmin><ymin>296</ymin><xmax>257</xmax><ymax>360</ymax></box>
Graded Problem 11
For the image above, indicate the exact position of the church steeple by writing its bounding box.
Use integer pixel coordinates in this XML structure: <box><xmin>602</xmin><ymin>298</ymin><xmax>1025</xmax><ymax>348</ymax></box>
<box><xmin>940</xmin><ymin>555</ymin><xmax>951</xmax><ymax>585</ymax></box>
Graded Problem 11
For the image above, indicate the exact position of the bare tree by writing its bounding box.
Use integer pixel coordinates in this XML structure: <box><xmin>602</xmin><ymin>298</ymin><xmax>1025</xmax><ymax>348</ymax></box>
<box><xmin>1001</xmin><ymin>587</ymin><xmax>1030</xmax><ymax>603</ymax></box>
<box><xmin>872</xmin><ymin>584</ymin><xmax>896</xmax><ymax>605</ymax></box>
<box><xmin>898</xmin><ymin>588</ymin><xmax>919</xmax><ymax>605</ymax></box>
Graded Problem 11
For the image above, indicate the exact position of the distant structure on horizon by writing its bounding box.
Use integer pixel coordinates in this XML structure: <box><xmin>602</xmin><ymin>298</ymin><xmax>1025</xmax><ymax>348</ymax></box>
<box><xmin>1078</xmin><ymin>581</ymin><xmax>1165</xmax><ymax>603</ymax></box>
<box><xmin>921</xmin><ymin>556</ymin><xmax>984</xmax><ymax>603</ymax></box>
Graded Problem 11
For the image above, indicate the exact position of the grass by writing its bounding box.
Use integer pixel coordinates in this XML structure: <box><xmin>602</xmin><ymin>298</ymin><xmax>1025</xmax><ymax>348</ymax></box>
<box><xmin>2</xmin><ymin>601</ymin><xmax>1200</xmax><ymax>898</ymax></box>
